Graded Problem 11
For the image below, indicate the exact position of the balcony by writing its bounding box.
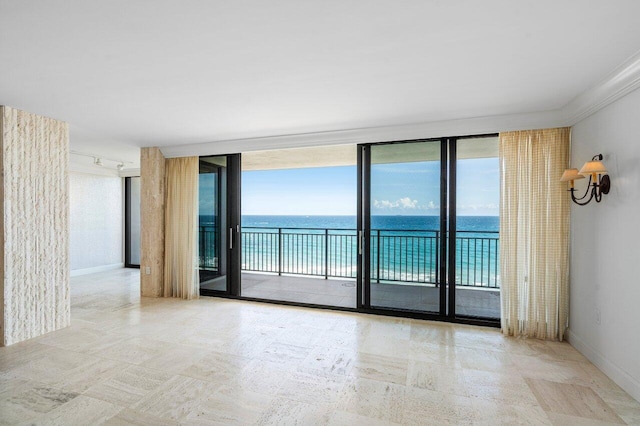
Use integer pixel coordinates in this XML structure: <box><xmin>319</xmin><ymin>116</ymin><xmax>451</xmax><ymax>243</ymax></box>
<box><xmin>199</xmin><ymin>226</ymin><xmax>500</xmax><ymax>318</ymax></box>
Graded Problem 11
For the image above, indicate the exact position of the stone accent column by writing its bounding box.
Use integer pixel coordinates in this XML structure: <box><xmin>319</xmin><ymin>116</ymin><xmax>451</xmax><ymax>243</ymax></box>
<box><xmin>140</xmin><ymin>147</ymin><xmax>165</xmax><ymax>297</ymax></box>
<box><xmin>0</xmin><ymin>106</ymin><xmax>70</xmax><ymax>346</ymax></box>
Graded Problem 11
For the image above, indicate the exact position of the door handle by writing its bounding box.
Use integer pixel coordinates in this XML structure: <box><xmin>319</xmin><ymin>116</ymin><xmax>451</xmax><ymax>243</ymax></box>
<box><xmin>229</xmin><ymin>227</ymin><xmax>234</xmax><ymax>250</ymax></box>
<box><xmin>358</xmin><ymin>230</ymin><xmax>363</xmax><ymax>255</ymax></box>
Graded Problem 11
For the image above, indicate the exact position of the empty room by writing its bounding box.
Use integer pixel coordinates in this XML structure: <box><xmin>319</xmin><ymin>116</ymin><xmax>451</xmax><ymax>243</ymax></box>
<box><xmin>1</xmin><ymin>1</ymin><xmax>639</xmax><ymax>424</ymax></box>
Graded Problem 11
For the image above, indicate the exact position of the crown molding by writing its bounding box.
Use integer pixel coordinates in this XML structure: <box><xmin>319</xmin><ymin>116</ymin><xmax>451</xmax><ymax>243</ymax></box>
<box><xmin>153</xmin><ymin>49</ymin><xmax>640</xmax><ymax>158</ymax></box>
<box><xmin>159</xmin><ymin>110</ymin><xmax>563</xmax><ymax>157</ymax></box>
<box><xmin>562</xmin><ymin>49</ymin><xmax>640</xmax><ymax>125</ymax></box>
<box><xmin>118</xmin><ymin>168</ymin><xmax>140</xmax><ymax>178</ymax></box>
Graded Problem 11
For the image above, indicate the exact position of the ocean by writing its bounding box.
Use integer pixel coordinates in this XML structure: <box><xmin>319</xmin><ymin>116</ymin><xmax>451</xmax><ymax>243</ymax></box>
<box><xmin>200</xmin><ymin>215</ymin><xmax>500</xmax><ymax>287</ymax></box>
<box><xmin>240</xmin><ymin>215</ymin><xmax>499</xmax><ymax>233</ymax></box>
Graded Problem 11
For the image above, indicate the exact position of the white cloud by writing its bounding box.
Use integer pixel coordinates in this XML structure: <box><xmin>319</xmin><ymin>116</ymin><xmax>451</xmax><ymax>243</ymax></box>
<box><xmin>398</xmin><ymin>197</ymin><xmax>418</xmax><ymax>208</ymax></box>
<box><xmin>374</xmin><ymin>197</ymin><xmax>418</xmax><ymax>210</ymax></box>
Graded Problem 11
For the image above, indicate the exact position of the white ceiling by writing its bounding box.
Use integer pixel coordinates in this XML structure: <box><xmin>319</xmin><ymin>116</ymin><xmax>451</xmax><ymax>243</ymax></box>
<box><xmin>1</xmin><ymin>1</ymin><xmax>640</xmax><ymax>171</ymax></box>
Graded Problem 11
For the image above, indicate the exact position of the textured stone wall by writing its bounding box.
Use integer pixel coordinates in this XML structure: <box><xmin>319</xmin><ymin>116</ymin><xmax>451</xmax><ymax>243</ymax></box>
<box><xmin>0</xmin><ymin>106</ymin><xmax>70</xmax><ymax>346</ymax></box>
<box><xmin>140</xmin><ymin>147</ymin><xmax>165</xmax><ymax>297</ymax></box>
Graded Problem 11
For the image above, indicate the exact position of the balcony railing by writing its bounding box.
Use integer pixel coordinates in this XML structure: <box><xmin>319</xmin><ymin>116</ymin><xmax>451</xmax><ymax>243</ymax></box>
<box><xmin>200</xmin><ymin>227</ymin><xmax>500</xmax><ymax>289</ymax></box>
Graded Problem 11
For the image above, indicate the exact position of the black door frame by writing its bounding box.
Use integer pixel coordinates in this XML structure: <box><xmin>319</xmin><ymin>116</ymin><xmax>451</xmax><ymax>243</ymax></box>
<box><xmin>199</xmin><ymin>138</ymin><xmax>499</xmax><ymax>328</ymax></box>
<box><xmin>357</xmin><ymin>134</ymin><xmax>498</xmax><ymax>324</ymax></box>
<box><xmin>124</xmin><ymin>176</ymin><xmax>140</xmax><ymax>268</ymax></box>
<box><xmin>199</xmin><ymin>153</ymin><xmax>242</xmax><ymax>298</ymax></box>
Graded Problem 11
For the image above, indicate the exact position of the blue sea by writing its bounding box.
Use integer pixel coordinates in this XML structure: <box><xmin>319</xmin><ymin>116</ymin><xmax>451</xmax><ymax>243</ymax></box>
<box><xmin>200</xmin><ymin>215</ymin><xmax>500</xmax><ymax>287</ymax></box>
<box><xmin>240</xmin><ymin>215</ymin><xmax>498</xmax><ymax>233</ymax></box>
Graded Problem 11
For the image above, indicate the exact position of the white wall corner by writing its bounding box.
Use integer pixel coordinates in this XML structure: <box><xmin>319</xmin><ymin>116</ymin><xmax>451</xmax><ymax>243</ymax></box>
<box><xmin>567</xmin><ymin>329</ymin><xmax>640</xmax><ymax>402</ymax></box>
<box><xmin>562</xmin><ymin>49</ymin><xmax>640</xmax><ymax>125</ymax></box>
<box><xmin>70</xmin><ymin>263</ymin><xmax>125</xmax><ymax>277</ymax></box>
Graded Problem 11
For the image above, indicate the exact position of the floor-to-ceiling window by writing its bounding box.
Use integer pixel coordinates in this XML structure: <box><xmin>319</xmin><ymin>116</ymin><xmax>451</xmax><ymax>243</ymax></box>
<box><xmin>194</xmin><ymin>134</ymin><xmax>500</xmax><ymax>323</ymax></box>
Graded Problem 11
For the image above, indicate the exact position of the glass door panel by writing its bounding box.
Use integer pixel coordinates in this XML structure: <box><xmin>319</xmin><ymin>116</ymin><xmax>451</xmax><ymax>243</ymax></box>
<box><xmin>367</xmin><ymin>140</ymin><xmax>444</xmax><ymax>313</ymax></box>
<box><xmin>454</xmin><ymin>137</ymin><xmax>500</xmax><ymax>319</ymax></box>
<box><xmin>198</xmin><ymin>154</ymin><xmax>241</xmax><ymax>295</ymax></box>
<box><xmin>199</xmin><ymin>157</ymin><xmax>228</xmax><ymax>292</ymax></box>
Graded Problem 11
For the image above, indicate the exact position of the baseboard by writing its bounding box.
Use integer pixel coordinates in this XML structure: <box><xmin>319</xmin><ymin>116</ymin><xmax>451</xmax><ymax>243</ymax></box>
<box><xmin>567</xmin><ymin>329</ymin><xmax>640</xmax><ymax>402</ymax></box>
<box><xmin>70</xmin><ymin>263</ymin><xmax>124</xmax><ymax>277</ymax></box>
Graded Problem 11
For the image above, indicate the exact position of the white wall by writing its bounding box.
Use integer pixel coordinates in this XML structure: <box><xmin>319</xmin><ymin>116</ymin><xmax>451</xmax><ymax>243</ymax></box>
<box><xmin>568</xmin><ymin>87</ymin><xmax>640</xmax><ymax>401</ymax></box>
<box><xmin>70</xmin><ymin>172</ymin><xmax>123</xmax><ymax>274</ymax></box>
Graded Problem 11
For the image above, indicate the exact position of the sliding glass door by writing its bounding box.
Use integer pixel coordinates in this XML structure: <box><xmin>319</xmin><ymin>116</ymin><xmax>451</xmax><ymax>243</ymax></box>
<box><xmin>360</xmin><ymin>140</ymin><xmax>446</xmax><ymax>314</ymax></box>
<box><xmin>359</xmin><ymin>136</ymin><xmax>499</xmax><ymax>321</ymax></box>
<box><xmin>199</xmin><ymin>154</ymin><xmax>241</xmax><ymax>296</ymax></box>
<box><xmin>453</xmin><ymin>137</ymin><xmax>500</xmax><ymax>319</ymax></box>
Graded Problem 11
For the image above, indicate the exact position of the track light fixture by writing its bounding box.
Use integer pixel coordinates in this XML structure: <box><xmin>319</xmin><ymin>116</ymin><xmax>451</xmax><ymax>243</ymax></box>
<box><xmin>71</xmin><ymin>151</ymin><xmax>132</xmax><ymax>170</ymax></box>
<box><xmin>561</xmin><ymin>154</ymin><xmax>610</xmax><ymax>205</ymax></box>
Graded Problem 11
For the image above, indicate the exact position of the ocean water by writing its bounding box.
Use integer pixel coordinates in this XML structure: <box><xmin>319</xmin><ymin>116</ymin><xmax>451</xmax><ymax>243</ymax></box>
<box><xmin>240</xmin><ymin>215</ymin><xmax>498</xmax><ymax>233</ymax></box>
<box><xmin>200</xmin><ymin>215</ymin><xmax>500</xmax><ymax>287</ymax></box>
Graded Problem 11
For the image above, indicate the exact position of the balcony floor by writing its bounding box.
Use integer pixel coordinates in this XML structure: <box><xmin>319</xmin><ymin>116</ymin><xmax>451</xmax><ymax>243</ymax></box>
<box><xmin>240</xmin><ymin>272</ymin><xmax>500</xmax><ymax>319</ymax></box>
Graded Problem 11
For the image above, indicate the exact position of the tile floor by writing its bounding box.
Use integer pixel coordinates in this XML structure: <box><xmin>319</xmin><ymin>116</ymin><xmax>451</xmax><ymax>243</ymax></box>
<box><xmin>0</xmin><ymin>268</ymin><xmax>638</xmax><ymax>425</ymax></box>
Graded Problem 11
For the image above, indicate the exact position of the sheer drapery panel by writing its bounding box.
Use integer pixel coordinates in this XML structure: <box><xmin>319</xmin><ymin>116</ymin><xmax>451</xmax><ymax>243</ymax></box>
<box><xmin>164</xmin><ymin>157</ymin><xmax>199</xmax><ymax>300</ymax></box>
<box><xmin>499</xmin><ymin>128</ymin><xmax>570</xmax><ymax>340</ymax></box>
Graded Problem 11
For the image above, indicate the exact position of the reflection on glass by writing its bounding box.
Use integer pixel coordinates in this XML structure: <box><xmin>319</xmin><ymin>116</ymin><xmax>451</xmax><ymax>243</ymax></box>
<box><xmin>199</xmin><ymin>157</ymin><xmax>228</xmax><ymax>292</ymax></box>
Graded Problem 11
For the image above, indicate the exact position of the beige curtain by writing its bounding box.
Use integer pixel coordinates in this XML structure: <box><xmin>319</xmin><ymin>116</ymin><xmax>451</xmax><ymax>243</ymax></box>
<box><xmin>499</xmin><ymin>128</ymin><xmax>570</xmax><ymax>340</ymax></box>
<box><xmin>164</xmin><ymin>157</ymin><xmax>199</xmax><ymax>300</ymax></box>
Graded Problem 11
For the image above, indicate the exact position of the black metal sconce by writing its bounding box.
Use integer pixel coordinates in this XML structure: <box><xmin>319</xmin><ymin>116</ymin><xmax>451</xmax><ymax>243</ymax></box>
<box><xmin>561</xmin><ymin>154</ymin><xmax>610</xmax><ymax>205</ymax></box>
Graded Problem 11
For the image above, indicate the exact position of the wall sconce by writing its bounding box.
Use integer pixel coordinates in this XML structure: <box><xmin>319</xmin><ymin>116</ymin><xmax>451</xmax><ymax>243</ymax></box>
<box><xmin>561</xmin><ymin>154</ymin><xmax>610</xmax><ymax>205</ymax></box>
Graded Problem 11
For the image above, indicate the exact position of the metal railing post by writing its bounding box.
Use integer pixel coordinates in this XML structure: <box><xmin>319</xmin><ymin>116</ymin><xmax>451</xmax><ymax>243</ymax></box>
<box><xmin>376</xmin><ymin>229</ymin><xmax>381</xmax><ymax>283</ymax></box>
<box><xmin>278</xmin><ymin>228</ymin><xmax>283</xmax><ymax>276</ymax></box>
<box><xmin>324</xmin><ymin>229</ymin><xmax>329</xmax><ymax>279</ymax></box>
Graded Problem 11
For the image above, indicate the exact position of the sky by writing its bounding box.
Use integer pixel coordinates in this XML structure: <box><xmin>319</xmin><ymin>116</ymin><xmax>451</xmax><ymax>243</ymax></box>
<box><xmin>229</xmin><ymin>157</ymin><xmax>499</xmax><ymax>216</ymax></box>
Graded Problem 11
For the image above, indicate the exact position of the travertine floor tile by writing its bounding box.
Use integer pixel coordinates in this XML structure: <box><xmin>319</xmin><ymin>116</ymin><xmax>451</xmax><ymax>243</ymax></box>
<box><xmin>471</xmin><ymin>398</ymin><xmax>552</xmax><ymax>426</ymax></box>
<box><xmin>402</xmin><ymin>387</ymin><xmax>475</xmax><ymax>425</ymax></box>
<box><xmin>526</xmin><ymin>378</ymin><xmax>625</xmax><ymax>424</ymax></box>
<box><xmin>84</xmin><ymin>365</ymin><xmax>173</xmax><ymax>407</ymax></box>
<box><xmin>183</xmin><ymin>384</ymin><xmax>273</xmax><ymax>425</ymax></box>
<box><xmin>276</xmin><ymin>371</ymin><xmax>347</xmax><ymax>405</ymax></box>
<box><xmin>0</xmin><ymin>385</ymin><xmax>78</xmax><ymax>426</ymax></box>
<box><xmin>102</xmin><ymin>408</ymin><xmax>180</xmax><ymax>426</ymax></box>
<box><xmin>337</xmin><ymin>376</ymin><xmax>406</xmax><ymax>423</ymax></box>
<box><xmin>464</xmin><ymin>368</ymin><xmax>540</xmax><ymax>407</ymax></box>
<box><xmin>181</xmin><ymin>350</ymin><xmax>252</xmax><ymax>384</ymax></box>
<box><xmin>406</xmin><ymin>360</ymin><xmax>467</xmax><ymax>396</ymax></box>
<box><xmin>298</xmin><ymin>345</ymin><xmax>356</xmax><ymax>376</ymax></box>
<box><xmin>328</xmin><ymin>409</ymin><xmax>402</xmax><ymax>425</ymax></box>
<box><xmin>31</xmin><ymin>395</ymin><xmax>122</xmax><ymax>426</ymax></box>
<box><xmin>546</xmin><ymin>412</ymin><xmax>627</xmax><ymax>426</ymax></box>
<box><xmin>350</xmin><ymin>352</ymin><xmax>408</xmax><ymax>385</ymax></box>
<box><xmin>0</xmin><ymin>269</ymin><xmax>636</xmax><ymax>425</ymax></box>
<box><xmin>131</xmin><ymin>375</ymin><xmax>219</xmax><ymax>421</ymax></box>
<box><xmin>254</xmin><ymin>397</ymin><xmax>335</xmax><ymax>425</ymax></box>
